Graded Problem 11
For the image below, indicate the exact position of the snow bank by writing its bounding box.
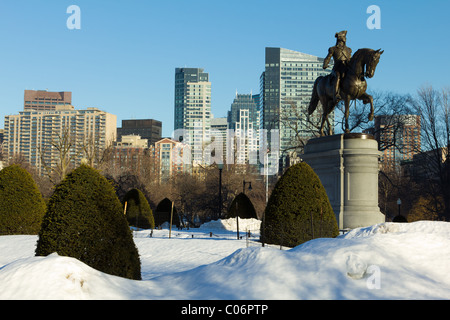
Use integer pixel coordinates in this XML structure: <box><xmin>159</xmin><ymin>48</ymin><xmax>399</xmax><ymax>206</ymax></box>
<box><xmin>0</xmin><ymin>253</ymin><xmax>121</xmax><ymax>299</ymax></box>
<box><xmin>342</xmin><ymin>220</ymin><xmax>450</xmax><ymax>239</ymax></box>
<box><xmin>0</xmin><ymin>220</ymin><xmax>449</xmax><ymax>299</ymax></box>
<box><xmin>199</xmin><ymin>218</ymin><xmax>261</xmax><ymax>232</ymax></box>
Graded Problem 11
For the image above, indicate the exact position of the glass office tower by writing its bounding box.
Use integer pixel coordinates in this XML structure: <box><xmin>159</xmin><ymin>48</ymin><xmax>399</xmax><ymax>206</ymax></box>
<box><xmin>261</xmin><ymin>47</ymin><xmax>332</xmax><ymax>167</ymax></box>
<box><xmin>227</xmin><ymin>93</ymin><xmax>259</xmax><ymax>164</ymax></box>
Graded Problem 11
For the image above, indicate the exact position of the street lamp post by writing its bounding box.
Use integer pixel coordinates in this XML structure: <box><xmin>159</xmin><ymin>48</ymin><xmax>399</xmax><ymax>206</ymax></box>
<box><xmin>217</xmin><ymin>163</ymin><xmax>223</xmax><ymax>220</ymax></box>
<box><xmin>393</xmin><ymin>197</ymin><xmax>408</xmax><ymax>223</ymax></box>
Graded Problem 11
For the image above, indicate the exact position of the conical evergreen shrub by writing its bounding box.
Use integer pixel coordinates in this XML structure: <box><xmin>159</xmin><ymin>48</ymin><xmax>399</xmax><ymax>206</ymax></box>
<box><xmin>35</xmin><ymin>165</ymin><xmax>141</xmax><ymax>280</ymax></box>
<box><xmin>123</xmin><ymin>188</ymin><xmax>155</xmax><ymax>229</ymax></box>
<box><xmin>154</xmin><ymin>198</ymin><xmax>180</xmax><ymax>228</ymax></box>
<box><xmin>227</xmin><ymin>193</ymin><xmax>258</xmax><ymax>219</ymax></box>
<box><xmin>0</xmin><ymin>164</ymin><xmax>46</xmax><ymax>235</ymax></box>
<box><xmin>261</xmin><ymin>162</ymin><xmax>339</xmax><ymax>247</ymax></box>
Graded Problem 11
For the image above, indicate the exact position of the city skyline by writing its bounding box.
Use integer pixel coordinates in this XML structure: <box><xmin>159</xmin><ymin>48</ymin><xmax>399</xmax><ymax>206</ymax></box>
<box><xmin>0</xmin><ymin>1</ymin><xmax>449</xmax><ymax>137</ymax></box>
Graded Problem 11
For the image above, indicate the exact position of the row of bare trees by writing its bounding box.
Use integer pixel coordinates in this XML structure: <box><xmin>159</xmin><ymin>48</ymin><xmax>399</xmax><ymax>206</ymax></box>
<box><xmin>105</xmin><ymin>163</ymin><xmax>269</xmax><ymax>225</ymax></box>
<box><xmin>7</xmin><ymin>153</ymin><xmax>271</xmax><ymax>226</ymax></box>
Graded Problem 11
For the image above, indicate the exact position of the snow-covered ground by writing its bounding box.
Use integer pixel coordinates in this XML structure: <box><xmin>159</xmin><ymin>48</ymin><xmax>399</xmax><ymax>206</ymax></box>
<box><xmin>0</xmin><ymin>218</ymin><xmax>449</xmax><ymax>300</ymax></box>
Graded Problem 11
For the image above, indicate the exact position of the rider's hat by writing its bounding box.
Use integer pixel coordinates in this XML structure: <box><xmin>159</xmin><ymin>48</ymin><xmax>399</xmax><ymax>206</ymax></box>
<box><xmin>335</xmin><ymin>30</ymin><xmax>347</xmax><ymax>39</ymax></box>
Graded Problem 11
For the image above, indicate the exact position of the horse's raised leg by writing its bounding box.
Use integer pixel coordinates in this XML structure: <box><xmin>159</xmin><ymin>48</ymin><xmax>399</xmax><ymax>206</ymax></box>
<box><xmin>361</xmin><ymin>93</ymin><xmax>374</xmax><ymax>121</ymax></box>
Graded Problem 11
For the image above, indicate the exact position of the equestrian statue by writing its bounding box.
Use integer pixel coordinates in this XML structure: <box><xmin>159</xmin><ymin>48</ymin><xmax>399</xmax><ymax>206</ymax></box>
<box><xmin>308</xmin><ymin>30</ymin><xmax>383</xmax><ymax>136</ymax></box>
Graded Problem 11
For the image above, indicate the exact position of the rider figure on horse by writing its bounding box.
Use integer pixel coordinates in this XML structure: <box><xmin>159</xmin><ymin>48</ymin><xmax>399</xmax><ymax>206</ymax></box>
<box><xmin>323</xmin><ymin>30</ymin><xmax>352</xmax><ymax>105</ymax></box>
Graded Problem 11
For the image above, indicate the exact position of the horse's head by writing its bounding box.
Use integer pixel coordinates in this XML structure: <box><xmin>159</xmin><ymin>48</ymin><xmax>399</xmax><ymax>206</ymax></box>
<box><xmin>365</xmin><ymin>49</ymin><xmax>384</xmax><ymax>78</ymax></box>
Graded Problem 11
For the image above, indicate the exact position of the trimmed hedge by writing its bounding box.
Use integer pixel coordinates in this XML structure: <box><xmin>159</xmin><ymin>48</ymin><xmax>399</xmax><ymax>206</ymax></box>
<box><xmin>261</xmin><ymin>162</ymin><xmax>339</xmax><ymax>247</ymax></box>
<box><xmin>35</xmin><ymin>165</ymin><xmax>141</xmax><ymax>280</ymax></box>
<box><xmin>154</xmin><ymin>198</ymin><xmax>180</xmax><ymax>228</ymax></box>
<box><xmin>123</xmin><ymin>188</ymin><xmax>155</xmax><ymax>229</ymax></box>
<box><xmin>0</xmin><ymin>164</ymin><xmax>46</xmax><ymax>235</ymax></box>
<box><xmin>227</xmin><ymin>193</ymin><xmax>258</xmax><ymax>219</ymax></box>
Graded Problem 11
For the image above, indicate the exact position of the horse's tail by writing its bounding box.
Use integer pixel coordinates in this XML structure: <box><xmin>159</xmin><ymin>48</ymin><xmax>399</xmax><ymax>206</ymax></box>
<box><xmin>308</xmin><ymin>77</ymin><xmax>321</xmax><ymax>115</ymax></box>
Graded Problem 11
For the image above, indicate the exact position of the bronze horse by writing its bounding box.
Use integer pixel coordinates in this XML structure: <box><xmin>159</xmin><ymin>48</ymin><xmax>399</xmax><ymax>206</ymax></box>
<box><xmin>308</xmin><ymin>48</ymin><xmax>384</xmax><ymax>136</ymax></box>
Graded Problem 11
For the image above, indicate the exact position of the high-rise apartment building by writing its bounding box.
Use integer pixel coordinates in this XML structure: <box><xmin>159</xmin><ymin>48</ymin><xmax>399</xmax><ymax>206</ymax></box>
<box><xmin>3</xmin><ymin>105</ymin><xmax>116</xmax><ymax>175</ymax></box>
<box><xmin>174</xmin><ymin>68</ymin><xmax>211</xmax><ymax>166</ymax></box>
<box><xmin>117</xmin><ymin>119</ymin><xmax>162</xmax><ymax>147</ymax></box>
<box><xmin>260</xmin><ymin>47</ymin><xmax>332</xmax><ymax>167</ymax></box>
<box><xmin>24</xmin><ymin>90</ymin><xmax>72</xmax><ymax>110</ymax></box>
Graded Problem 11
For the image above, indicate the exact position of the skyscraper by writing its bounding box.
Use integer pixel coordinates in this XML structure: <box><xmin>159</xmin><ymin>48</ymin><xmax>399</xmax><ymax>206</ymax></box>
<box><xmin>174</xmin><ymin>68</ymin><xmax>211</xmax><ymax>166</ymax></box>
<box><xmin>228</xmin><ymin>93</ymin><xmax>259</xmax><ymax>132</ymax></box>
<box><xmin>261</xmin><ymin>47</ymin><xmax>332</xmax><ymax>167</ymax></box>
<box><xmin>227</xmin><ymin>93</ymin><xmax>259</xmax><ymax>164</ymax></box>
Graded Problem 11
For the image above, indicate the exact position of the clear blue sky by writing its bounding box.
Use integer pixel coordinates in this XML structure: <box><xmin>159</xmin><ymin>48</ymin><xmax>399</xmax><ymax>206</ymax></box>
<box><xmin>1</xmin><ymin>0</ymin><xmax>449</xmax><ymax>136</ymax></box>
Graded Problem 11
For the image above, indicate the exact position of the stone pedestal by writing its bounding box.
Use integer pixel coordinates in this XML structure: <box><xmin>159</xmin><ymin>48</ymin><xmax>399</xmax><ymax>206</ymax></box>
<box><xmin>302</xmin><ymin>133</ymin><xmax>385</xmax><ymax>230</ymax></box>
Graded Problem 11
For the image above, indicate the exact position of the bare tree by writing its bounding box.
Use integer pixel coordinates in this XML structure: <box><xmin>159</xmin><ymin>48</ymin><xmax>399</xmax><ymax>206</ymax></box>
<box><xmin>202</xmin><ymin>163</ymin><xmax>268</xmax><ymax>220</ymax></box>
<box><xmin>280</xmin><ymin>98</ymin><xmax>325</xmax><ymax>158</ymax></box>
<box><xmin>409</xmin><ymin>85</ymin><xmax>450</xmax><ymax>220</ymax></box>
<box><xmin>333</xmin><ymin>90</ymin><xmax>413</xmax><ymax>135</ymax></box>
<box><xmin>170</xmin><ymin>172</ymin><xmax>205</xmax><ymax>223</ymax></box>
<box><xmin>40</xmin><ymin>125</ymin><xmax>117</xmax><ymax>185</ymax></box>
<box><xmin>81</xmin><ymin>133</ymin><xmax>115</xmax><ymax>171</ymax></box>
<box><xmin>40</xmin><ymin>126</ymin><xmax>78</xmax><ymax>184</ymax></box>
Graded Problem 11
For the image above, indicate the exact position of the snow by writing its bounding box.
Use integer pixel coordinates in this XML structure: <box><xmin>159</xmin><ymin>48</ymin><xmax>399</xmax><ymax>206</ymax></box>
<box><xmin>1</xmin><ymin>218</ymin><xmax>450</xmax><ymax>300</ymax></box>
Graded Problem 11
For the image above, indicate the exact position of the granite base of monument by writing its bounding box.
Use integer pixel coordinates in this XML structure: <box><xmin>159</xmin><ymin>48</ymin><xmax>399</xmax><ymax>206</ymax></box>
<box><xmin>302</xmin><ymin>133</ymin><xmax>385</xmax><ymax>230</ymax></box>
